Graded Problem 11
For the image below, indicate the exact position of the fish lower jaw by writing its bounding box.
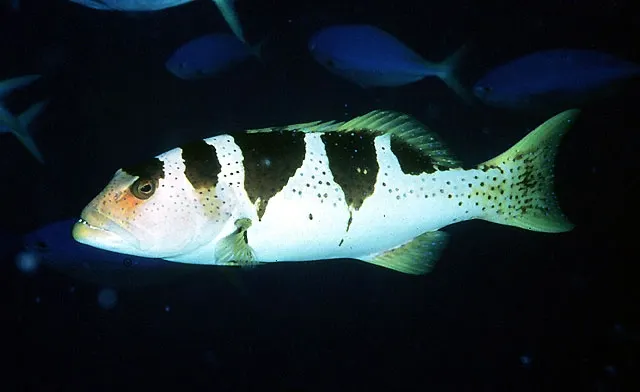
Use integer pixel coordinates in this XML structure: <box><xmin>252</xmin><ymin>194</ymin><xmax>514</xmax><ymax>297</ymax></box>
<box><xmin>76</xmin><ymin>217</ymin><xmax>109</xmax><ymax>233</ymax></box>
<box><xmin>73</xmin><ymin>210</ymin><xmax>141</xmax><ymax>253</ymax></box>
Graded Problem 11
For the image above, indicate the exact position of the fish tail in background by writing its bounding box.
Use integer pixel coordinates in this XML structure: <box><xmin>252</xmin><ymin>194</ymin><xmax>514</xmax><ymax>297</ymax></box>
<box><xmin>476</xmin><ymin>109</ymin><xmax>578</xmax><ymax>232</ymax></box>
<box><xmin>0</xmin><ymin>74</ymin><xmax>41</xmax><ymax>100</ymax></box>
<box><xmin>212</xmin><ymin>0</ymin><xmax>245</xmax><ymax>43</ymax></box>
<box><xmin>249</xmin><ymin>36</ymin><xmax>269</xmax><ymax>62</ymax></box>
<box><xmin>432</xmin><ymin>45</ymin><xmax>477</xmax><ymax>105</ymax></box>
<box><xmin>13</xmin><ymin>100</ymin><xmax>48</xmax><ymax>164</ymax></box>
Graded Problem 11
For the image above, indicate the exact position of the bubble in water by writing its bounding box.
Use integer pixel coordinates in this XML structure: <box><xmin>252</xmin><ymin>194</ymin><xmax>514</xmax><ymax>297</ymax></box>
<box><xmin>97</xmin><ymin>288</ymin><xmax>118</xmax><ymax>310</ymax></box>
<box><xmin>15</xmin><ymin>251</ymin><xmax>40</xmax><ymax>275</ymax></box>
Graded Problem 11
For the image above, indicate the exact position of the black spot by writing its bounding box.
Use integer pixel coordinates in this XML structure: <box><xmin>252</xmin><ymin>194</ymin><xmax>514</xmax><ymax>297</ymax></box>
<box><xmin>181</xmin><ymin>140</ymin><xmax>221</xmax><ymax>190</ymax></box>
<box><xmin>233</xmin><ymin>130</ymin><xmax>306</xmax><ymax>220</ymax></box>
<box><xmin>123</xmin><ymin>157</ymin><xmax>165</xmax><ymax>181</ymax></box>
<box><xmin>309</xmin><ymin>213</ymin><xmax>313</xmax><ymax>220</ymax></box>
<box><xmin>123</xmin><ymin>258</ymin><xmax>133</xmax><ymax>267</ymax></box>
<box><xmin>390</xmin><ymin>134</ymin><xmax>436</xmax><ymax>175</ymax></box>
<box><xmin>321</xmin><ymin>130</ymin><xmax>379</xmax><ymax>210</ymax></box>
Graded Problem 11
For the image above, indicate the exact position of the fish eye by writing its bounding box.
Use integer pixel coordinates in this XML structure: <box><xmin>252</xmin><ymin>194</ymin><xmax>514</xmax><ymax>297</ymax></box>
<box><xmin>131</xmin><ymin>178</ymin><xmax>157</xmax><ymax>200</ymax></box>
<box><xmin>35</xmin><ymin>241</ymin><xmax>48</xmax><ymax>250</ymax></box>
<box><xmin>123</xmin><ymin>258</ymin><xmax>133</xmax><ymax>267</ymax></box>
<box><xmin>473</xmin><ymin>85</ymin><xmax>493</xmax><ymax>98</ymax></box>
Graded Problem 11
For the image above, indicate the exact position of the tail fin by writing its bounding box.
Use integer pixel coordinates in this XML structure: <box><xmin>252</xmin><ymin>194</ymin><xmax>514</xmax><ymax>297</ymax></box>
<box><xmin>0</xmin><ymin>74</ymin><xmax>40</xmax><ymax>100</ymax></box>
<box><xmin>431</xmin><ymin>45</ymin><xmax>477</xmax><ymax>105</ymax></box>
<box><xmin>248</xmin><ymin>36</ymin><xmax>269</xmax><ymax>62</ymax></box>
<box><xmin>12</xmin><ymin>100</ymin><xmax>48</xmax><ymax>164</ymax></box>
<box><xmin>212</xmin><ymin>0</ymin><xmax>246</xmax><ymax>44</ymax></box>
<box><xmin>477</xmin><ymin>109</ymin><xmax>578</xmax><ymax>233</ymax></box>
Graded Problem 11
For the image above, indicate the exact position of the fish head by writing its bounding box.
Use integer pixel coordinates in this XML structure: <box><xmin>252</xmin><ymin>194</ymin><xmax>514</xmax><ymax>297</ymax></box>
<box><xmin>73</xmin><ymin>150</ymin><xmax>224</xmax><ymax>259</ymax></box>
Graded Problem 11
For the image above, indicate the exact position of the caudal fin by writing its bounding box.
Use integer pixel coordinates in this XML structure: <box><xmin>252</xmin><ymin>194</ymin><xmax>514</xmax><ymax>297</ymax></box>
<box><xmin>13</xmin><ymin>100</ymin><xmax>48</xmax><ymax>164</ymax></box>
<box><xmin>477</xmin><ymin>109</ymin><xmax>578</xmax><ymax>233</ymax></box>
<box><xmin>432</xmin><ymin>45</ymin><xmax>477</xmax><ymax>105</ymax></box>
<box><xmin>0</xmin><ymin>74</ymin><xmax>40</xmax><ymax>100</ymax></box>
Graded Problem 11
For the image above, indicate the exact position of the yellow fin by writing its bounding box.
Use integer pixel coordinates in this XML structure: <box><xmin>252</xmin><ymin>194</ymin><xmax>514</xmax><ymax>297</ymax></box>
<box><xmin>362</xmin><ymin>231</ymin><xmax>449</xmax><ymax>275</ymax></box>
<box><xmin>214</xmin><ymin>218</ymin><xmax>257</xmax><ymax>266</ymax></box>
<box><xmin>245</xmin><ymin>119</ymin><xmax>342</xmax><ymax>134</ymax></box>
<box><xmin>247</xmin><ymin>110</ymin><xmax>460</xmax><ymax>169</ymax></box>
<box><xmin>338</xmin><ymin>110</ymin><xmax>460</xmax><ymax>168</ymax></box>
<box><xmin>478</xmin><ymin>109</ymin><xmax>578</xmax><ymax>233</ymax></box>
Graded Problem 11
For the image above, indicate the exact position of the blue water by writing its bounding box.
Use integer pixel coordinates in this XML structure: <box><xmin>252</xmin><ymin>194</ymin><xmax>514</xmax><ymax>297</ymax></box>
<box><xmin>1</xmin><ymin>0</ymin><xmax>638</xmax><ymax>391</ymax></box>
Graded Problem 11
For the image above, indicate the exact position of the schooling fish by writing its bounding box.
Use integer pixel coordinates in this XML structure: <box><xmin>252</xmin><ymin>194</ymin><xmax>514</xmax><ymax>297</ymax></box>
<box><xmin>473</xmin><ymin>49</ymin><xmax>640</xmax><ymax>110</ymax></box>
<box><xmin>308</xmin><ymin>24</ymin><xmax>469</xmax><ymax>101</ymax></box>
<box><xmin>72</xmin><ymin>109</ymin><xmax>577</xmax><ymax>275</ymax></box>
<box><xmin>166</xmin><ymin>33</ymin><xmax>258</xmax><ymax>80</ymax></box>
<box><xmin>69</xmin><ymin>0</ymin><xmax>246</xmax><ymax>43</ymax></box>
<box><xmin>0</xmin><ymin>75</ymin><xmax>47</xmax><ymax>163</ymax></box>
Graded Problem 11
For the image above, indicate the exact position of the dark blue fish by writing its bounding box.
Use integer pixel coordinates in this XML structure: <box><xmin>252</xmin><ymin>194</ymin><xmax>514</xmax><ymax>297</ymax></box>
<box><xmin>69</xmin><ymin>0</ymin><xmax>246</xmax><ymax>43</ymax></box>
<box><xmin>165</xmin><ymin>33</ymin><xmax>259</xmax><ymax>80</ymax></box>
<box><xmin>22</xmin><ymin>219</ymin><xmax>195</xmax><ymax>288</ymax></box>
<box><xmin>22</xmin><ymin>219</ymin><xmax>250</xmax><ymax>293</ymax></box>
<box><xmin>308</xmin><ymin>24</ymin><xmax>468</xmax><ymax>100</ymax></box>
<box><xmin>473</xmin><ymin>49</ymin><xmax>640</xmax><ymax>110</ymax></box>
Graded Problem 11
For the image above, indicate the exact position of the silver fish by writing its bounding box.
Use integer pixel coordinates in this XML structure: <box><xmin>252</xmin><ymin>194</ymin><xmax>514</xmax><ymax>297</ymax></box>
<box><xmin>73</xmin><ymin>110</ymin><xmax>576</xmax><ymax>274</ymax></box>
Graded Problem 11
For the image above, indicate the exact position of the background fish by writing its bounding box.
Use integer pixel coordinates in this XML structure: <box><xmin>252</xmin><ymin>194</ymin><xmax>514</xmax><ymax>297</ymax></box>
<box><xmin>165</xmin><ymin>33</ymin><xmax>259</xmax><ymax>80</ymax></box>
<box><xmin>22</xmin><ymin>219</ymin><xmax>192</xmax><ymax>289</ymax></box>
<box><xmin>0</xmin><ymin>75</ymin><xmax>47</xmax><ymax>163</ymax></box>
<box><xmin>69</xmin><ymin>0</ymin><xmax>246</xmax><ymax>43</ymax></box>
<box><xmin>473</xmin><ymin>49</ymin><xmax>640</xmax><ymax>110</ymax></box>
<box><xmin>72</xmin><ymin>109</ymin><xmax>576</xmax><ymax>275</ymax></box>
<box><xmin>308</xmin><ymin>24</ymin><xmax>469</xmax><ymax>101</ymax></box>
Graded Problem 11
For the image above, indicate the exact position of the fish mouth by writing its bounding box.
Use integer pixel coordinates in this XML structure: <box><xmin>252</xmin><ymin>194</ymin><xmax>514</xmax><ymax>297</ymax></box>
<box><xmin>72</xmin><ymin>208</ymin><xmax>141</xmax><ymax>252</ymax></box>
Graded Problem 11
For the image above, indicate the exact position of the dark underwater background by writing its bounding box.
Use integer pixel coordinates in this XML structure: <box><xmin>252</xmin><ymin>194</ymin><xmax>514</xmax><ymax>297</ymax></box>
<box><xmin>1</xmin><ymin>0</ymin><xmax>639</xmax><ymax>390</ymax></box>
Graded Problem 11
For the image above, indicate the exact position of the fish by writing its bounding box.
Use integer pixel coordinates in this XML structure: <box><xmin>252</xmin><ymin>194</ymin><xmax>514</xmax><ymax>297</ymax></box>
<box><xmin>473</xmin><ymin>49</ymin><xmax>640</xmax><ymax>110</ymax></box>
<box><xmin>308</xmin><ymin>24</ymin><xmax>470</xmax><ymax>101</ymax></box>
<box><xmin>69</xmin><ymin>0</ymin><xmax>246</xmax><ymax>43</ymax></box>
<box><xmin>72</xmin><ymin>109</ymin><xmax>577</xmax><ymax>275</ymax></box>
<box><xmin>0</xmin><ymin>75</ymin><xmax>47</xmax><ymax>163</ymax></box>
<box><xmin>22</xmin><ymin>219</ymin><xmax>193</xmax><ymax>288</ymax></box>
<box><xmin>166</xmin><ymin>33</ymin><xmax>259</xmax><ymax>80</ymax></box>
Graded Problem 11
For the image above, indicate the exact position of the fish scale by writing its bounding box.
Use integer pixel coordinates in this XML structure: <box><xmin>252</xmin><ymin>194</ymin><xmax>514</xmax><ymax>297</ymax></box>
<box><xmin>73</xmin><ymin>110</ymin><xmax>577</xmax><ymax>275</ymax></box>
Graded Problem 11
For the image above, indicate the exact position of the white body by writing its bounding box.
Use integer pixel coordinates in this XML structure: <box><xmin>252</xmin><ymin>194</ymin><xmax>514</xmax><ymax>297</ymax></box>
<box><xmin>165</xmin><ymin>132</ymin><xmax>491</xmax><ymax>265</ymax></box>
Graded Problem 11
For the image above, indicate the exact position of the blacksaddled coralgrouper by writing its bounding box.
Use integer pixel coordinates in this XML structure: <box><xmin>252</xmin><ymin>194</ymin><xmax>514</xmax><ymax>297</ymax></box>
<box><xmin>73</xmin><ymin>110</ymin><xmax>576</xmax><ymax>275</ymax></box>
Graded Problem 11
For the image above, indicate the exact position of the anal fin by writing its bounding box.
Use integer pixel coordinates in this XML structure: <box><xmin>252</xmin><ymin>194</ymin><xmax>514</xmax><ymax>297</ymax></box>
<box><xmin>361</xmin><ymin>231</ymin><xmax>449</xmax><ymax>275</ymax></box>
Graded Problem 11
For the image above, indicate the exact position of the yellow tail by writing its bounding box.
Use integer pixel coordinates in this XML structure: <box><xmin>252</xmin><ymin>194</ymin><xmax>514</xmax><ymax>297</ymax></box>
<box><xmin>477</xmin><ymin>109</ymin><xmax>578</xmax><ymax>233</ymax></box>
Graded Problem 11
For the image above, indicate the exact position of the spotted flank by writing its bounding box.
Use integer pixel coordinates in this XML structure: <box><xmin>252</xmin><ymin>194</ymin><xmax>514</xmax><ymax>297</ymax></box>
<box><xmin>72</xmin><ymin>109</ymin><xmax>578</xmax><ymax>275</ymax></box>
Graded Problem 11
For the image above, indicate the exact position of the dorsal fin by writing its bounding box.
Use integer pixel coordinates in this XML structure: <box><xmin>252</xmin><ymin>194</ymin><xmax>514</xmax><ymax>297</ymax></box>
<box><xmin>244</xmin><ymin>110</ymin><xmax>460</xmax><ymax>169</ymax></box>
<box><xmin>245</xmin><ymin>119</ymin><xmax>344</xmax><ymax>134</ymax></box>
<box><xmin>337</xmin><ymin>110</ymin><xmax>460</xmax><ymax>169</ymax></box>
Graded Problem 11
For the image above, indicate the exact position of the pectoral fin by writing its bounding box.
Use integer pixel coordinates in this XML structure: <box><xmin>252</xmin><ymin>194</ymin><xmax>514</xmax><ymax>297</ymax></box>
<box><xmin>361</xmin><ymin>231</ymin><xmax>449</xmax><ymax>275</ymax></box>
<box><xmin>214</xmin><ymin>218</ymin><xmax>257</xmax><ymax>266</ymax></box>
